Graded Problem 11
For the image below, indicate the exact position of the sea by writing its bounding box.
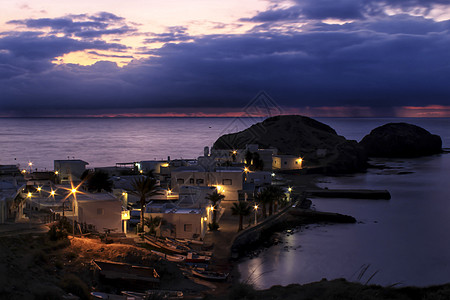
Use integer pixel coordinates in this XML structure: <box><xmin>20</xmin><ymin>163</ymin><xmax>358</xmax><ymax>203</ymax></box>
<box><xmin>0</xmin><ymin>117</ymin><xmax>449</xmax><ymax>288</ymax></box>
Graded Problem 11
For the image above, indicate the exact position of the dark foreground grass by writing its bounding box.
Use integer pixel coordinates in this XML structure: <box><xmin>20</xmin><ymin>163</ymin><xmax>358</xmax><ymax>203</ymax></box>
<box><xmin>210</xmin><ymin>279</ymin><xmax>450</xmax><ymax>300</ymax></box>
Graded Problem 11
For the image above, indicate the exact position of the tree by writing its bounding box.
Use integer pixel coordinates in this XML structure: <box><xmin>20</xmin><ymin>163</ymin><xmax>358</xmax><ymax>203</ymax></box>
<box><xmin>144</xmin><ymin>215</ymin><xmax>162</xmax><ymax>236</ymax></box>
<box><xmin>231</xmin><ymin>201</ymin><xmax>251</xmax><ymax>231</ymax></box>
<box><xmin>127</xmin><ymin>176</ymin><xmax>162</xmax><ymax>232</ymax></box>
<box><xmin>206</xmin><ymin>190</ymin><xmax>225</xmax><ymax>228</ymax></box>
<box><xmin>255</xmin><ymin>191</ymin><xmax>269</xmax><ymax>219</ymax></box>
<box><xmin>264</xmin><ymin>185</ymin><xmax>285</xmax><ymax>215</ymax></box>
<box><xmin>86</xmin><ymin>170</ymin><xmax>113</xmax><ymax>192</ymax></box>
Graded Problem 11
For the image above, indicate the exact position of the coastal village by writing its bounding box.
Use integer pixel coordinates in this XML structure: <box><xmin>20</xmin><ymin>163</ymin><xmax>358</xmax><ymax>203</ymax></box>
<box><xmin>0</xmin><ymin>115</ymin><xmax>445</xmax><ymax>299</ymax></box>
<box><xmin>0</xmin><ymin>141</ymin><xmax>308</xmax><ymax>299</ymax></box>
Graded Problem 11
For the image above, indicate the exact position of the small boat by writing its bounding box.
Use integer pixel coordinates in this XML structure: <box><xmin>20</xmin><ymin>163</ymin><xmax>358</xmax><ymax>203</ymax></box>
<box><xmin>151</xmin><ymin>250</ymin><xmax>185</xmax><ymax>263</ymax></box>
<box><xmin>144</xmin><ymin>236</ymin><xmax>186</xmax><ymax>254</ymax></box>
<box><xmin>185</xmin><ymin>252</ymin><xmax>211</xmax><ymax>263</ymax></box>
<box><xmin>192</xmin><ymin>269</ymin><xmax>229</xmax><ymax>281</ymax></box>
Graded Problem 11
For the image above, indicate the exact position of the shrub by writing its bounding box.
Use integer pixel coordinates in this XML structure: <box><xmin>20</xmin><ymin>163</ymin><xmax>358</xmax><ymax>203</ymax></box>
<box><xmin>60</xmin><ymin>274</ymin><xmax>90</xmax><ymax>300</ymax></box>
<box><xmin>48</xmin><ymin>224</ymin><xmax>68</xmax><ymax>241</ymax></box>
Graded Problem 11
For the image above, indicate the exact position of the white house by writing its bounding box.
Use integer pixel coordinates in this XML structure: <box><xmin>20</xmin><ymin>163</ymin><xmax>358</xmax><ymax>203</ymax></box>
<box><xmin>136</xmin><ymin>161</ymin><xmax>170</xmax><ymax>174</ymax></box>
<box><xmin>75</xmin><ymin>192</ymin><xmax>123</xmax><ymax>233</ymax></box>
<box><xmin>0</xmin><ymin>181</ymin><xmax>21</xmax><ymax>224</ymax></box>
<box><xmin>145</xmin><ymin>186</ymin><xmax>217</xmax><ymax>240</ymax></box>
<box><xmin>245</xmin><ymin>171</ymin><xmax>272</xmax><ymax>186</ymax></box>
<box><xmin>170</xmin><ymin>166</ymin><xmax>243</xmax><ymax>201</ymax></box>
<box><xmin>145</xmin><ymin>206</ymin><xmax>208</xmax><ymax>240</ymax></box>
<box><xmin>54</xmin><ymin>160</ymin><xmax>89</xmax><ymax>183</ymax></box>
<box><xmin>272</xmin><ymin>155</ymin><xmax>303</xmax><ymax>170</ymax></box>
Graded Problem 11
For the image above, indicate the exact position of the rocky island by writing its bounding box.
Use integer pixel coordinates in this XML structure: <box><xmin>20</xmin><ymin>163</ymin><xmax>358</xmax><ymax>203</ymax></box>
<box><xmin>214</xmin><ymin>115</ymin><xmax>368</xmax><ymax>174</ymax></box>
<box><xmin>359</xmin><ymin>122</ymin><xmax>443</xmax><ymax>158</ymax></box>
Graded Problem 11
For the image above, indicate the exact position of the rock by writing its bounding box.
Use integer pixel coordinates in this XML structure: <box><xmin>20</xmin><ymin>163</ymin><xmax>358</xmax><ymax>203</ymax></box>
<box><xmin>213</xmin><ymin>115</ymin><xmax>367</xmax><ymax>173</ymax></box>
<box><xmin>359</xmin><ymin>123</ymin><xmax>442</xmax><ymax>158</ymax></box>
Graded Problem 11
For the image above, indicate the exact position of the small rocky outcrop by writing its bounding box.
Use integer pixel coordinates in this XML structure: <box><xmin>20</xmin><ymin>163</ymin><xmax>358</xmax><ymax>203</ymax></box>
<box><xmin>359</xmin><ymin>123</ymin><xmax>442</xmax><ymax>158</ymax></box>
<box><xmin>213</xmin><ymin>115</ymin><xmax>367</xmax><ymax>173</ymax></box>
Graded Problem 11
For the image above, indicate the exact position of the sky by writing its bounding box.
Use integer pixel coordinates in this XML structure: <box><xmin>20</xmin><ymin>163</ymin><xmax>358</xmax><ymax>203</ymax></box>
<box><xmin>1</xmin><ymin>0</ymin><xmax>450</xmax><ymax>117</ymax></box>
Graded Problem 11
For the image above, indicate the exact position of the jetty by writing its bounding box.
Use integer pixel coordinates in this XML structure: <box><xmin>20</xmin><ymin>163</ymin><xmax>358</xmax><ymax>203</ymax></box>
<box><xmin>305</xmin><ymin>189</ymin><xmax>391</xmax><ymax>200</ymax></box>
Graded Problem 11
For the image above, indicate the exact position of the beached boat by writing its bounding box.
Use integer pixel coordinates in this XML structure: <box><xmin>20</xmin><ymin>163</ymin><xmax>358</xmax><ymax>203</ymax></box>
<box><xmin>192</xmin><ymin>269</ymin><xmax>229</xmax><ymax>281</ymax></box>
<box><xmin>122</xmin><ymin>290</ymin><xmax>183</xmax><ymax>299</ymax></box>
<box><xmin>185</xmin><ymin>252</ymin><xmax>211</xmax><ymax>263</ymax></box>
<box><xmin>151</xmin><ymin>250</ymin><xmax>186</xmax><ymax>262</ymax></box>
<box><xmin>144</xmin><ymin>236</ymin><xmax>186</xmax><ymax>254</ymax></box>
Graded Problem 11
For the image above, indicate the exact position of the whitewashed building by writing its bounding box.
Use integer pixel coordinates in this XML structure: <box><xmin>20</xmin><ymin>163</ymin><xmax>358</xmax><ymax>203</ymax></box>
<box><xmin>170</xmin><ymin>166</ymin><xmax>243</xmax><ymax>201</ymax></box>
<box><xmin>54</xmin><ymin>160</ymin><xmax>89</xmax><ymax>183</ymax></box>
<box><xmin>272</xmin><ymin>155</ymin><xmax>303</xmax><ymax>170</ymax></box>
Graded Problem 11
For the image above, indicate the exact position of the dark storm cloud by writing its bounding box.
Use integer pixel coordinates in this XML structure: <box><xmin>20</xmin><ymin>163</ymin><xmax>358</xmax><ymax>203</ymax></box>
<box><xmin>1</xmin><ymin>7</ymin><xmax>450</xmax><ymax>116</ymax></box>
<box><xmin>144</xmin><ymin>26</ymin><xmax>192</xmax><ymax>43</ymax></box>
<box><xmin>240</xmin><ymin>6</ymin><xmax>303</xmax><ymax>22</ymax></box>
<box><xmin>0</xmin><ymin>31</ymin><xmax>128</xmax><ymax>78</ymax></box>
<box><xmin>246</xmin><ymin>0</ymin><xmax>450</xmax><ymax>23</ymax></box>
<box><xmin>7</xmin><ymin>12</ymin><xmax>136</xmax><ymax>39</ymax></box>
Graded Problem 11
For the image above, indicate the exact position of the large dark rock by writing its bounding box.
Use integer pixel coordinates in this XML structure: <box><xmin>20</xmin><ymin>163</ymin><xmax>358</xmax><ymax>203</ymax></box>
<box><xmin>359</xmin><ymin>123</ymin><xmax>442</xmax><ymax>158</ymax></box>
<box><xmin>213</xmin><ymin>115</ymin><xmax>367</xmax><ymax>173</ymax></box>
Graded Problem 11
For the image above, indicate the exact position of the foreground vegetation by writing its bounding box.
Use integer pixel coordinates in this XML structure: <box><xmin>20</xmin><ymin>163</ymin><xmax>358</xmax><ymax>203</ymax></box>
<box><xmin>210</xmin><ymin>279</ymin><xmax>450</xmax><ymax>300</ymax></box>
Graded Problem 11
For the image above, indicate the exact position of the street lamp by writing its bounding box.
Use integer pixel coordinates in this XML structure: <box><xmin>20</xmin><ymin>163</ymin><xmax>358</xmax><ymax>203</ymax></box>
<box><xmin>253</xmin><ymin>204</ymin><xmax>258</xmax><ymax>225</ymax></box>
<box><xmin>70</xmin><ymin>187</ymin><xmax>78</xmax><ymax>237</ymax></box>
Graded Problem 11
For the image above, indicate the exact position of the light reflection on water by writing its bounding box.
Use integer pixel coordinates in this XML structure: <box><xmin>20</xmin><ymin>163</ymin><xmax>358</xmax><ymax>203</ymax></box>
<box><xmin>1</xmin><ymin>116</ymin><xmax>449</xmax><ymax>287</ymax></box>
<box><xmin>239</xmin><ymin>153</ymin><xmax>450</xmax><ymax>288</ymax></box>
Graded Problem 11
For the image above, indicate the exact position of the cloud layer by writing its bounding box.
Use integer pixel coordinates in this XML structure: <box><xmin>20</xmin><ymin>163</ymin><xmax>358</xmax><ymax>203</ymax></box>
<box><xmin>1</xmin><ymin>5</ymin><xmax>450</xmax><ymax>116</ymax></box>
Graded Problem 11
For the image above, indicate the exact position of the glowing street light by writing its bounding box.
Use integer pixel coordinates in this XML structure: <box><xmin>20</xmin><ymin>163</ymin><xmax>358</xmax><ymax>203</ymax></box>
<box><xmin>288</xmin><ymin>187</ymin><xmax>292</xmax><ymax>193</ymax></box>
<box><xmin>37</xmin><ymin>187</ymin><xmax>42</xmax><ymax>192</ymax></box>
<box><xmin>50</xmin><ymin>190</ymin><xmax>55</xmax><ymax>196</ymax></box>
<box><xmin>253</xmin><ymin>204</ymin><xmax>259</xmax><ymax>225</ymax></box>
<box><xmin>27</xmin><ymin>192</ymin><xmax>32</xmax><ymax>198</ymax></box>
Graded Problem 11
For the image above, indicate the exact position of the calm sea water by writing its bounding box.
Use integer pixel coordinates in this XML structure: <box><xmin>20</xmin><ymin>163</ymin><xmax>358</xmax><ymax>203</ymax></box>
<box><xmin>238</xmin><ymin>117</ymin><xmax>450</xmax><ymax>288</ymax></box>
<box><xmin>0</xmin><ymin>117</ymin><xmax>261</xmax><ymax>170</ymax></box>
<box><xmin>1</xmin><ymin>116</ymin><xmax>449</xmax><ymax>287</ymax></box>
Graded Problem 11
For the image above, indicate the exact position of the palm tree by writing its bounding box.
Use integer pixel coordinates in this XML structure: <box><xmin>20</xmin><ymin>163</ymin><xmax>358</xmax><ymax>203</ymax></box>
<box><xmin>144</xmin><ymin>215</ymin><xmax>162</xmax><ymax>236</ymax></box>
<box><xmin>127</xmin><ymin>176</ymin><xmax>162</xmax><ymax>232</ymax></box>
<box><xmin>265</xmin><ymin>185</ymin><xmax>285</xmax><ymax>215</ymax></box>
<box><xmin>231</xmin><ymin>201</ymin><xmax>251</xmax><ymax>231</ymax></box>
<box><xmin>86</xmin><ymin>170</ymin><xmax>113</xmax><ymax>192</ymax></box>
<box><xmin>255</xmin><ymin>191</ymin><xmax>268</xmax><ymax>219</ymax></box>
<box><xmin>206</xmin><ymin>190</ymin><xmax>225</xmax><ymax>227</ymax></box>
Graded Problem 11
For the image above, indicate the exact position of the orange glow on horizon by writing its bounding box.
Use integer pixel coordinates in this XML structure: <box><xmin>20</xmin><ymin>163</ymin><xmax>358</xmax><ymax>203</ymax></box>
<box><xmin>396</xmin><ymin>105</ymin><xmax>450</xmax><ymax>117</ymax></box>
<box><xmin>1</xmin><ymin>105</ymin><xmax>449</xmax><ymax>118</ymax></box>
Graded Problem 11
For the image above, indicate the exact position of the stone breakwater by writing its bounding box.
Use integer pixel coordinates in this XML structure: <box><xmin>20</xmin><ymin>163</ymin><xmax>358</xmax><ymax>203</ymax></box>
<box><xmin>230</xmin><ymin>205</ymin><xmax>356</xmax><ymax>259</ymax></box>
